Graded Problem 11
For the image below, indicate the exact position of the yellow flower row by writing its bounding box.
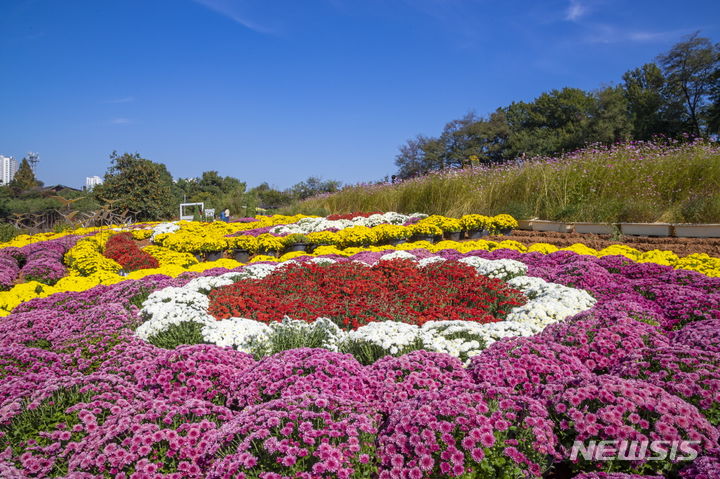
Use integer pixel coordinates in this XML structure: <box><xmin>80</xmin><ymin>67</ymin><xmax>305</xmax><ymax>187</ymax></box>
<box><xmin>154</xmin><ymin>215</ymin><xmax>314</xmax><ymax>253</ymax></box>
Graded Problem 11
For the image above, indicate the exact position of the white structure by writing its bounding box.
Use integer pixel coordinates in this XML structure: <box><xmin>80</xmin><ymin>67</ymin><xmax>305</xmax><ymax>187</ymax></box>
<box><xmin>85</xmin><ymin>176</ymin><xmax>103</xmax><ymax>190</ymax></box>
<box><xmin>180</xmin><ymin>202</ymin><xmax>204</xmax><ymax>221</ymax></box>
<box><xmin>0</xmin><ymin>156</ymin><xmax>18</xmax><ymax>186</ymax></box>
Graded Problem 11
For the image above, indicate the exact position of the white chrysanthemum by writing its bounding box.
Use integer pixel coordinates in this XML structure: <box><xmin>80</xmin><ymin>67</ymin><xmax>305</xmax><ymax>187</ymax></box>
<box><xmin>418</xmin><ymin>256</ymin><xmax>447</xmax><ymax>267</ymax></box>
<box><xmin>265</xmin><ymin>317</ymin><xmax>347</xmax><ymax>352</ymax></box>
<box><xmin>344</xmin><ymin>322</ymin><xmax>428</xmax><ymax>355</ymax></box>
<box><xmin>239</xmin><ymin>262</ymin><xmax>279</xmax><ymax>279</ymax></box>
<box><xmin>269</xmin><ymin>212</ymin><xmax>416</xmax><ymax>235</ymax></box>
<box><xmin>421</xmin><ymin>320</ymin><xmax>542</xmax><ymax>363</ymax></box>
<box><xmin>379</xmin><ymin>250</ymin><xmax>417</xmax><ymax>262</ymax></box>
<box><xmin>201</xmin><ymin>317</ymin><xmax>271</xmax><ymax>351</ymax></box>
<box><xmin>310</xmin><ymin>257</ymin><xmax>336</xmax><ymax>265</ymax></box>
<box><xmin>458</xmin><ymin>256</ymin><xmax>527</xmax><ymax>281</ymax></box>
<box><xmin>185</xmin><ymin>272</ymin><xmax>243</xmax><ymax>294</ymax></box>
<box><xmin>505</xmin><ymin>276</ymin><xmax>596</xmax><ymax>328</ymax></box>
<box><xmin>136</xmin><ymin>287</ymin><xmax>213</xmax><ymax>339</ymax></box>
<box><xmin>151</xmin><ymin>222</ymin><xmax>181</xmax><ymax>241</ymax></box>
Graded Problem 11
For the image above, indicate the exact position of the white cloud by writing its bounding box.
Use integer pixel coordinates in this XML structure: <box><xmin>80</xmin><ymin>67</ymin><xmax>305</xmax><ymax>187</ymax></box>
<box><xmin>111</xmin><ymin>118</ymin><xmax>132</xmax><ymax>125</ymax></box>
<box><xmin>583</xmin><ymin>25</ymin><xmax>693</xmax><ymax>44</ymax></box>
<box><xmin>192</xmin><ymin>0</ymin><xmax>276</xmax><ymax>34</ymax></box>
<box><xmin>565</xmin><ymin>0</ymin><xmax>587</xmax><ymax>21</ymax></box>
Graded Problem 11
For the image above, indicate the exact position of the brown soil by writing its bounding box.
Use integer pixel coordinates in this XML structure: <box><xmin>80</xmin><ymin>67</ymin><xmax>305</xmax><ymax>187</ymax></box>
<box><xmin>486</xmin><ymin>230</ymin><xmax>720</xmax><ymax>257</ymax></box>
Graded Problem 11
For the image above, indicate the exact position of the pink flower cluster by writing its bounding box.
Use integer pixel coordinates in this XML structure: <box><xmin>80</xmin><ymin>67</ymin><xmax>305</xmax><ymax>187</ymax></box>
<box><xmin>611</xmin><ymin>346</ymin><xmax>720</xmax><ymax>426</ymax></box>
<box><xmin>377</xmin><ymin>389</ymin><xmax>556</xmax><ymax>478</ymax></box>
<box><xmin>468</xmin><ymin>337</ymin><xmax>592</xmax><ymax>397</ymax></box>
<box><xmin>205</xmin><ymin>393</ymin><xmax>381</xmax><ymax>479</ymax></box>
<box><xmin>229</xmin><ymin>348</ymin><xmax>375</xmax><ymax>408</ymax></box>
<box><xmin>542</xmin><ymin>314</ymin><xmax>670</xmax><ymax>373</ymax></box>
<box><xmin>549</xmin><ymin>375</ymin><xmax>719</xmax><ymax>476</ymax></box>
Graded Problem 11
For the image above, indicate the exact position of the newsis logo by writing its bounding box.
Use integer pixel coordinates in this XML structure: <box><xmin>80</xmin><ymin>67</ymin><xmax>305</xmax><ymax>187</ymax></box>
<box><xmin>570</xmin><ymin>440</ymin><xmax>700</xmax><ymax>462</ymax></box>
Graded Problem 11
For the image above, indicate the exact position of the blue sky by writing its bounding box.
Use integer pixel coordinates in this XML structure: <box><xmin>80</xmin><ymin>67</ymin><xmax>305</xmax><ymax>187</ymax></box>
<box><xmin>1</xmin><ymin>0</ymin><xmax>718</xmax><ymax>190</ymax></box>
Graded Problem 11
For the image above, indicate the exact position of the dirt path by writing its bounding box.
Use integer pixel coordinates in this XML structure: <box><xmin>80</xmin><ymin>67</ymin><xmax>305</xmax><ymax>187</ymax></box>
<box><xmin>489</xmin><ymin>230</ymin><xmax>720</xmax><ymax>257</ymax></box>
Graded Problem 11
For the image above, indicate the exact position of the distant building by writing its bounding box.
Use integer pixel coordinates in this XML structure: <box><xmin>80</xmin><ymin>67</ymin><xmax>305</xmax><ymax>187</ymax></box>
<box><xmin>0</xmin><ymin>155</ymin><xmax>19</xmax><ymax>186</ymax></box>
<box><xmin>85</xmin><ymin>176</ymin><xmax>103</xmax><ymax>190</ymax></box>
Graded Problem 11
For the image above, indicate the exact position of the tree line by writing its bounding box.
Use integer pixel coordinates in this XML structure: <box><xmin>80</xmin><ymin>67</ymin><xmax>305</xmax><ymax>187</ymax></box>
<box><xmin>394</xmin><ymin>33</ymin><xmax>720</xmax><ymax>179</ymax></box>
<box><xmin>87</xmin><ymin>152</ymin><xmax>341</xmax><ymax>222</ymax></box>
<box><xmin>0</xmin><ymin>151</ymin><xmax>341</xmax><ymax>228</ymax></box>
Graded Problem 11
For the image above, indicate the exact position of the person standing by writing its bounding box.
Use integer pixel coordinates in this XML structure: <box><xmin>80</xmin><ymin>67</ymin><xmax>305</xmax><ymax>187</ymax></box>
<box><xmin>223</xmin><ymin>208</ymin><xmax>230</xmax><ymax>222</ymax></box>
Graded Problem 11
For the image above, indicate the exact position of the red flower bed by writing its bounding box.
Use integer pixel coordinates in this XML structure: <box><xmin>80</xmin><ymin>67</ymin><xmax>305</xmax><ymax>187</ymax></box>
<box><xmin>103</xmin><ymin>233</ymin><xmax>159</xmax><ymax>271</ymax></box>
<box><xmin>208</xmin><ymin>259</ymin><xmax>526</xmax><ymax>329</ymax></box>
<box><xmin>326</xmin><ymin>211</ymin><xmax>383</xmax><ymax>221</ymax></box>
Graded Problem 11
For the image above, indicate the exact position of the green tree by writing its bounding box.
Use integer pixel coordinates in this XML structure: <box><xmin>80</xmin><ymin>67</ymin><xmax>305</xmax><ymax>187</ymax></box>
<box><xmin>505</xmin><ymin>88</ymin><xmax>596</xmax><ymax>158</ymax></box>
<box><xmin>250</xmin><ymin>182</ymin><xmax>293</xmax><ymax>210</ymax></box>
<box><xmin>93</xmin><ymin>152</ymin><xmax>176</xmax><ymax>221</ymax></box>
<box><xmin>394</xmin><ymin>135</ymin><xmax>441</xmax><ymax>179</ymax></box>
<box><xmin>587</xmin><ymin>85</ymin><xmax>633</xmax><ymax>144</ymax></box>
<box><xmin>9</xmin><ymin>158</ymin><xmax>40</xmax><ymax>193</ymax></box>
<box><xmin>708</xmin><ymin>47</ymin><xmax>720</xmax><ymax>135</ymax></box>
<box><xmin>289</xmin><ymin>177</ymin><xmax>341</xmax><ymax>200</ymax></box>
<box><xmin>622</xmin><ymin>62</ymin><xmax>686</xmax><ymax>139</ymax></box>
<box><xmin>657</xmin><ymin>32</ymin><xmax>720</xmax><ymax>136</ymax></box>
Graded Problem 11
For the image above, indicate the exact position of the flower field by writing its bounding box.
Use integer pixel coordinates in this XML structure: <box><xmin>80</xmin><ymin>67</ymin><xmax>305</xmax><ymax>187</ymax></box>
<box><xmin>1</xmin><ymin>212</ymin><xmax>719</xmax><ymax>478</ymax></box>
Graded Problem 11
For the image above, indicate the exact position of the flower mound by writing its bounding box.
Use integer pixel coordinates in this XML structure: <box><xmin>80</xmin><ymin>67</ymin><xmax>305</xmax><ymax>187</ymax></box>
<box><xmin>542</xmin><ymin>315</ymin><xmax>669</xmax><ymax>373</ymax></box>
<box><xmin>467</xmin><ymin>337</ymin><xmax>591</xmax><ymax>397</ymax></box>
<box><xmin>668</xmin><ymin>318</ymin><xmax>720</xmax><ymax>354</ymax></box>
<box><xmin>122</xmin><ymin>344</ymin><xmax>256</xmax><ymax>406</ymax></box>
<box><xmin>205</xmin><ymin>393</ymin><xmax>381</xmax><ymax>479</ymax></box>
<box><xmin>229</xmin><ymin>348</ymin><xmax>374</xmax><ymax>408</ymax></box>
<box><xmin>611</xmin><ymin>346</ymin><xmax>720</xmax><ymax>427</ymax></box>
<box><xmin>208</xmin><ymin>260</ymin><xmax>526</xmax><ymax>329</ymax></box>
<box><xmin>678</xmin><ymin>448</ymin><xmax>720</xmax><ymax>479</ymax></box>
<box><xmin>376</xmin><ymin>390</ymin><xmax>556</xmax><ymax>478</ymax></box>
<box><xmin>549</xmin><ymin>375</ymin><xmax>719</xmax><ymax>476</ymax></box>
<box><xmin>367</xmin><ymin>350</ymin><xmax>474</xmax><ymax>411</ymax></box>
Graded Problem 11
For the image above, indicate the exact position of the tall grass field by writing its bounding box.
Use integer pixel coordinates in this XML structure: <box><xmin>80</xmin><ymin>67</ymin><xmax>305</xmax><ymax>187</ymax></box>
<box><xmin>290</xmin><ymin>139</ymin><xmax>720</xmax><ymax>223</ymax></box>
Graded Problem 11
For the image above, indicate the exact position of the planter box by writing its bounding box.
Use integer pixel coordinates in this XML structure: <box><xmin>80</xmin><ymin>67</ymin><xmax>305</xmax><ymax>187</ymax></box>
<box><xmin>573</xmin><ymin>222</ymin><xmax>616</xmax><ymax>235</ymax></box>
<box><xmin>673</xmin><ymin>224</ymin><xmax>720</xmax><ymax>238</ymax></box>
<box><xmin>517</xmin><ymin>220</ymin><xmax>534</xmax><ymax>230</ymax></box>
<box><xmin>531</xmin><ymin>220</ymin><xmax>573</xmax><ymax>233</ymax></box>
<box><xmin>619</xmin><ymin>223</ymin><xmax>672</xmax><ymax>237</ymax></box>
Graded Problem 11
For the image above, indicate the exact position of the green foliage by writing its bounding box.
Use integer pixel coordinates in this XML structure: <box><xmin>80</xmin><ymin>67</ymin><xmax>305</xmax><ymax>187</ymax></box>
<box><xmin>289</xmin><ymin>176</ymin><xmax>341</xmax><ymax>200</ymax></box>
<box><xmin>623</xmin><ymin>62</ymin><xmax>686</xmax><ymax>139</ymax></box>
<box><xmin>657</xmin><ymin>32</ymin><xmax>720</xmax><ymax>137</ymax></box>
<box><xmin>339</xmin><ymin>336</ymin><xmax>426</xmax><ymax>365</ymax></box>
<box><xmin>93</xmin><ymin>152</ymin><xmax>176</xmax><ymax>221</ymax></box>
<box><xmin>252</xmin><ymin>320</ymin><xmax>341</xmax><ymax>359</ymax></box>
<box><xmin>9</xmin><ymin>158</ymin><xmax>40</xmax><ymax>192</ymax></box>
<box><xmin>24</xmin><ymin>338</ymin><xmax>53</xmax><ymax>349</ymax></box>
<box><xmin>0</xmin><ymin>222</ymin><xmax>22</xmax><ymax>242</ymax></box>
<box><xmin>147</xmin><ymin>321</ymin><xmax>205</xmax><ymax>349</ymax></box>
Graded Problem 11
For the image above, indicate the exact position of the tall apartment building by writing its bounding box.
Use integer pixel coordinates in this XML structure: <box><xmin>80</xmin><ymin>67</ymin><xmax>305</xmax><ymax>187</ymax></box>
<box><xmin>0</xmin><ymin>155</ymin><xmax>19</xmax><ymax>186</ymax></box>
<box><xmin>85</xmin><ymin>176</ymin><xmax>103</xmax><ymax>190</ymax></box>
